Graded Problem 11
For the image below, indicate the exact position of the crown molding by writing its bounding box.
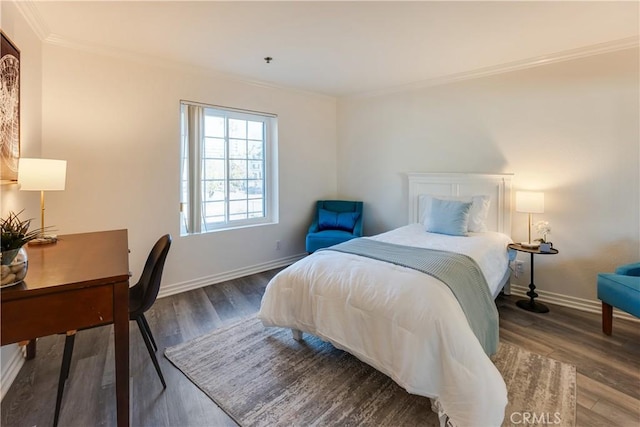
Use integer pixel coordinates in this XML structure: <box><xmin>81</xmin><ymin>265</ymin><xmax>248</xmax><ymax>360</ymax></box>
<box><xmin>42</xmin><ymin>32</ymin><xmax>335</xmax><ymax>101</ymax></box>
<box><xmin>15</xmin><ymin>0</ymin><xmax>639</xmax><ymax>100</ymax></box>
<box><xmin>347</xmin><ymin>36</ymin><xmax>639</xmax><ymax>99</ymax></box>
<box><xmin>14</xmin><ymin>0</ymin><xmax>50</xmax><ymax>41</ymax></box>
<box><xmin>13</xmin><ymin>1</ymin><xmax>334</xmax><ymax>101</ymax></box>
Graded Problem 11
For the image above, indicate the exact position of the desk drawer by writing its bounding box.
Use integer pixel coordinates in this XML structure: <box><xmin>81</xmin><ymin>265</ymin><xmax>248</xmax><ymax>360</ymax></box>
<box><xmin>1</xmin><ymin>285</ymin><xmax>117</xmax><ymax>344</ymax></box>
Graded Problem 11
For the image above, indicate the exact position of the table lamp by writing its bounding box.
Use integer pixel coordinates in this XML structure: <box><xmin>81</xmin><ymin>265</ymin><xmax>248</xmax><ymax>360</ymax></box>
<box><xmin>515</xmin><ymin>191</ymin><xmax>544</xmax><ymax>248</ymax></box>
<box><xmin>17</xmin><ymin>158</ymin><xmax>67</xmax><ymax>244</ymax></box>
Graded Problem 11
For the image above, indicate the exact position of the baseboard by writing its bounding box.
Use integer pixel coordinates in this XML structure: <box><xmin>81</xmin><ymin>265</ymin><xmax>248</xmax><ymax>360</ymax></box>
<box><xmin>1</xmin><ymin>345</ymin><xmax>24</xmax><ymax>401</ymax></box>
<box><xmin>158</xmin><ymin>253</ymin><xmax>307</xmax><ymax>299</ymax></box>
<box><xmin>510</xmin><ymin>284</ymin><xmax>639</xmax><ymax>322</ymax></box>
<box><xmin>159</xmin><ymin>262</ymin><xmax>639</xmax><ymax>323</ymax></box>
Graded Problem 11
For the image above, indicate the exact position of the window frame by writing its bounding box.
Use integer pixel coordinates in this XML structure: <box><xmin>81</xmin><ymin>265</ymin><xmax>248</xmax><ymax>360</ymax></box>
<box><xmin>180</xmin><ymin>101</ymin><xmax>278</xmax><ymax>236</ymax></box>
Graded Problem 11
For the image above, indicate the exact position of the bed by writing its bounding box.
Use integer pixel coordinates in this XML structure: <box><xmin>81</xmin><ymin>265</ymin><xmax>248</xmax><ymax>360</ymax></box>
<box><xmin>258</xmin><ymin>173</ymin><xmax>514</xmax><ymax>426</ymax></box>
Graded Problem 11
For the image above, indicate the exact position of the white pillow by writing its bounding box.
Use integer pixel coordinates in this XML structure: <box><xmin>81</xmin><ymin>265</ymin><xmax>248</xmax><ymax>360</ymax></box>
<box><xmin>419</xmin><ymin>194</ymin><xmax>490</xmax><ymax>233</ymax></box>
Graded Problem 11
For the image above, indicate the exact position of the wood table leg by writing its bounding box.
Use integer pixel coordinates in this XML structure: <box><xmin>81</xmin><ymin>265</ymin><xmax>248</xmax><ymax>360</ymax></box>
<box><xmin>19</xmin><ymin>339</ymin><xmax>37</xmax><ymax>360</ymax></box>
<box><xmin>25</xmin><ymin>339</ymin><xmax>36</xmax><ymax>359</ymax></box>
<box><xmin>602</xmin><ymin>301</ymin><xmax>613</xmax><ymax>335</ymax></box>
<box><xmin>113</xmin><ymin>282</ymin><xmax>130</xmax><ymax>427</ymax></box>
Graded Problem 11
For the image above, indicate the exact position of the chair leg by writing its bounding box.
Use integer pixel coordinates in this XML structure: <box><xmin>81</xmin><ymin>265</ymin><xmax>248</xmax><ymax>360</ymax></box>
<box><xmin>136</xmin><ymin>317</ymin><xmax>167</xmax><ymax>389</ymax></box>
<box><xmin>54</xmin><ymin>332</ymin><xmax>76</xmax><ymax>427</ymax></box>
<box><xmin>140</xmin><ymin>313</ymin><xmax>158</xmax><ymax>352</ymax></box>
<box><xmin>602</xmin><ymin>302</ymin><xmax>613</xmax><ymax>335</ymax></box>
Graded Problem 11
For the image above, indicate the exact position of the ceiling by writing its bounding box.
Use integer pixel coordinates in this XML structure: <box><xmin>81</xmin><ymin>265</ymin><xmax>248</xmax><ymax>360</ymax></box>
<box><xmin>18</xmin><ymin>1</ymin><xmax>640</xmax><ymax>97</ymax></box>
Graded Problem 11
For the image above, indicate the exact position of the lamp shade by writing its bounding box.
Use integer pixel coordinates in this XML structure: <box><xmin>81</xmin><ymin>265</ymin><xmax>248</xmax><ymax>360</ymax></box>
<box><xmin>515</xmin><ymin>191</ymin><xmax>544</xmax><ymax>214</ymax></box>
<box><xmin>18</xmin><ymin>158</ymin><xmax>67</xmax><ymax>191</ymax></box>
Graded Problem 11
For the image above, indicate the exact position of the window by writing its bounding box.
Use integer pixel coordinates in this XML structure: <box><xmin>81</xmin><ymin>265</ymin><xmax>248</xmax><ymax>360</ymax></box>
<box><xmin>180</xmin><ymin>101</ymin><xmax>278</xmax><ymax>235</ymax></box>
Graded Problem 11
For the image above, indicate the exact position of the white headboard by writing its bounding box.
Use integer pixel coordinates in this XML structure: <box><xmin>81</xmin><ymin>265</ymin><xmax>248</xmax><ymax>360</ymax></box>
<box><xmin>407</xmin><ymin>173</ymin><xmax>513</xmax><ymax>235</ymax></box>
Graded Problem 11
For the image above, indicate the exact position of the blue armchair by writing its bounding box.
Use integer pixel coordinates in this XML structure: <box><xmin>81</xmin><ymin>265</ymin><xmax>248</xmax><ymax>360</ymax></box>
<box><xmin>597</xmin><ymin>262</ymin><xmax>640</xmax><ymax>335</ymax></box>
<box><xmin>305</xmin><ymin>200</ymin><xmax>363</xmax><ymax>253</ymax></box>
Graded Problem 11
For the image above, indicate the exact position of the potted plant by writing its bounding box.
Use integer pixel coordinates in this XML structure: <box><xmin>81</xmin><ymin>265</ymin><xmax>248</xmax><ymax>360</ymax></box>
<box><xmin>1</xmin><ymin>210</ymin><xmax>44</xmax><ymax>287</ymax></box>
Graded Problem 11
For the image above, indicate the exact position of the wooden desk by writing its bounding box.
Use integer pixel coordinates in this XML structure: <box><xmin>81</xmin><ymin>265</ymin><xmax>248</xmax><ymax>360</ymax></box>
<box><xmin>1</xmin><ymin>230</ymin><xmax>130</xmax><ymax>427</ymax></box>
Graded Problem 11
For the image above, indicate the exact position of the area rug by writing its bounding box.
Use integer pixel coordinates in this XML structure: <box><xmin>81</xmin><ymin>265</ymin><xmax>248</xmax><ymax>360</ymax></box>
<box><xmin>164</xmin><ymin>316</ymin><xmax>576</xmax><ymax>426</ymax></box>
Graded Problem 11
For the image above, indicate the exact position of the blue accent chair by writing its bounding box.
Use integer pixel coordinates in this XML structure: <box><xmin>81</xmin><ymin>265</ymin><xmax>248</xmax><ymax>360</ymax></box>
<box><xmin>597</xmin><ymin>262</ymin><xmax>640</xmax><ymax>335</ymax></box>
<box><xmin>305</xmin><ymin>200</ymin><xmax>363</xmax><ymax>253</ymax></box>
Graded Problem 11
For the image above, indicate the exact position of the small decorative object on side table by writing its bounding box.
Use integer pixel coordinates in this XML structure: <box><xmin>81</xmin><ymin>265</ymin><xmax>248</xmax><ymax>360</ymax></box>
<box><xmin>508</xmin><ymin>242</ymin><xmax>559</xmax><ymax>313</ymax></box>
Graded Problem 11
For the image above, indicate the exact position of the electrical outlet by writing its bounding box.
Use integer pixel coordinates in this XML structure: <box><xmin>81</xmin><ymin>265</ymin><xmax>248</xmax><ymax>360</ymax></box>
<box><xmin>515</xmin><ymin>260</ymin><xmax>524</xmax><ymax>278</ymax></box>
<box><xmin>275</xmin><ymin>240</ymin><xmax>281</xmax><ymax>250</ymax></box>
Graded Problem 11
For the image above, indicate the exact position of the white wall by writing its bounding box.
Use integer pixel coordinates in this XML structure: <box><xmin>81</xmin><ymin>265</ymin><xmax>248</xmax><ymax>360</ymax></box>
<box><xmin>38</xmin><ymin>44</ymin><xmax>337</xmax><ymax>291</ymax></box>
<box><xmin>2</xmin><ymin>2</ymin><xmax>338</xmax><ymax>396</ymax></box>
<box><xmin>337</xmin><ymin>48</ymin><xmax>640</xmax><ymax>302</ymax></box>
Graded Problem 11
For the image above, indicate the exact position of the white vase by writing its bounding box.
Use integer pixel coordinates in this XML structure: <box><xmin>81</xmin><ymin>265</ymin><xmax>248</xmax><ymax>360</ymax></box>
<box><xmin>1</xmin><ymin>247</ymin><xmax>28</xmax><ymax>287</ymax></box>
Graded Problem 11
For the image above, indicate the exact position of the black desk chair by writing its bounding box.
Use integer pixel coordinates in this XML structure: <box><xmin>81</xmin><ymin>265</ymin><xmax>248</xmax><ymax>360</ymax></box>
<box><xmin>53</xmin><ymin>234</ymin><xmax>172</xmax><ymax>427</ymax></box>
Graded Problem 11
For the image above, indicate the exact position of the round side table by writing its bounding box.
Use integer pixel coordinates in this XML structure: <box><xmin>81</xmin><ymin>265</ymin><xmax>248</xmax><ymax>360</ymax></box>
<box><xmin>508</xmin><ymin>243</ymin><xmax>558</xmax><ymax>313</ymax></box>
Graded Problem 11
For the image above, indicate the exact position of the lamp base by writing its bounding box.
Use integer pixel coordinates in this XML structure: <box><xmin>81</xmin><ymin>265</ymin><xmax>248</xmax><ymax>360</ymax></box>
<box><xmin>28</xmin><ymin>235</ymin><xmax>58</xmax><ymax>245</ymax></box>
<box><xmin>520</xmin><ymin>241</ymin><xmax>540</xmax><ymax>249</ymax></box>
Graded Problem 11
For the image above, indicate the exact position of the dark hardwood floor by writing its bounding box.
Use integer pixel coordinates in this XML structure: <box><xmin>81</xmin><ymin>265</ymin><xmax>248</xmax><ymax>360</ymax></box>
<box><xmin>2</xmin><ymin>268</ymin><xmax>638</xmax><ymax>426</ymax></box>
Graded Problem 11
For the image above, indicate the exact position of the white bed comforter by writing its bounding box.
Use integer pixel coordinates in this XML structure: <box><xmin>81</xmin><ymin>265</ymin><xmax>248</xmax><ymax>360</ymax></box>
<box><xmin>258</xmin><ymin>224</ymin><xmax>512</xmax><ymax>426</ymax></box>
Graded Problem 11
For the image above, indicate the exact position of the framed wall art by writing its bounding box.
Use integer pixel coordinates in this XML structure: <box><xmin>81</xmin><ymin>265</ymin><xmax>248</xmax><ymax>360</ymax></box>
<box><xmin>1</xmin><ymin>31</ymin><xmax>20</xmax><ymax>183</ymax></box>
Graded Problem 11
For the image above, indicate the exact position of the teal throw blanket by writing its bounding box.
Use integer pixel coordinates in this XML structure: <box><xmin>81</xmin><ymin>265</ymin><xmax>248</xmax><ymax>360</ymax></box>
<box><xmin>321</xmin><ymin>238</ymin><xmax>499</xmax><ymax>355</ymax></box>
